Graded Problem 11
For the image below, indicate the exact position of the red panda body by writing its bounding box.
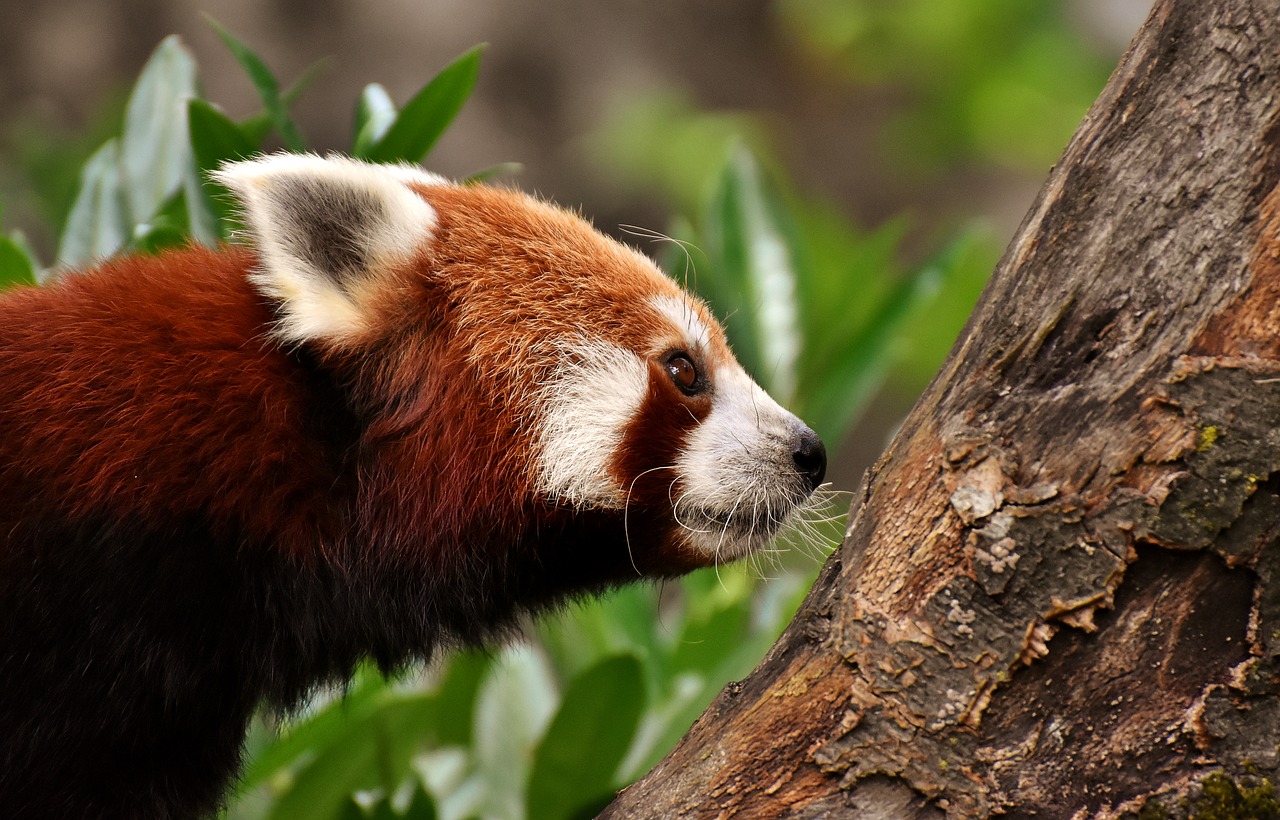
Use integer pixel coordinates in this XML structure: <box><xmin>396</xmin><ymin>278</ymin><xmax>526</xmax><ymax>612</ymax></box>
<box><xmin>0</xmin><ymin>156</ymin><xmax>824</xmax><ymax>817</ymax></box>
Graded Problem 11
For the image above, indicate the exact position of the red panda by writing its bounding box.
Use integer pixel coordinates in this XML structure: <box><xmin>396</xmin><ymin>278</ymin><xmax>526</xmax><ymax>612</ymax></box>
<box><xmin>0</xmin><ymin>154</ymin><xmax>826</xmax><ymax>817</ymax></box>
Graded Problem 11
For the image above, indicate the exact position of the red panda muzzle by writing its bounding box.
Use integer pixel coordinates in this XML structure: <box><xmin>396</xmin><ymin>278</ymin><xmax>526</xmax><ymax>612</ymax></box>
<box><xmin>0</xmin><ymin>154</ymin><xmax>825</xmax><ymax>816</ymax></box>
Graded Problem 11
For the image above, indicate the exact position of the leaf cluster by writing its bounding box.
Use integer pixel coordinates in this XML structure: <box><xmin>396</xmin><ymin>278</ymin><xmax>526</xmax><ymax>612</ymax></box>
<box><xmin>0</xmin><ymin>26</ymin><xmax>483</xmax><ymax>287</ymax></box>
<box><xmin>778</xmin><ymin>0</ymin><xmax>1115</xmax><ymax>171</ymax></box>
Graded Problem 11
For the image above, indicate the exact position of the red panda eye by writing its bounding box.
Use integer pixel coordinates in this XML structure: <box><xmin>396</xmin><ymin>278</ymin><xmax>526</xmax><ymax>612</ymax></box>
<box><xmin>664</xmin><ymin>353</ymin><xmax>700</xmax><ymax>394</ymax></box>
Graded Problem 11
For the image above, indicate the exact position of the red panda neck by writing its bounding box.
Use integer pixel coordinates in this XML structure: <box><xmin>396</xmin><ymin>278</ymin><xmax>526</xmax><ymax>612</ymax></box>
<box><xmin>0</xmin><ymin>243</ymin><xmax>661</xmax><ymax>816</ymax></box>
<box><xmin>0</xmin><ymin>246</ymin><xmax>356</xmax><ymax>554</ymax></box>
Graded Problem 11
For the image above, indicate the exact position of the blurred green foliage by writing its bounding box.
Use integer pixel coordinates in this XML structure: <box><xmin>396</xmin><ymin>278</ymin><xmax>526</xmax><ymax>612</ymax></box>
<box><xmin>674</xmin><ymin>145</ymin><xmax>969</xmax><ymax>443</ymax></box>
<box><xmin>0</xmin><ymin>4</ymin><xmax>1119</xmax><ymax>817</ymax></box>
<box><xmin>776</xmin><ymin>0</ymin><xmax>1116</xmax><ymax>171</ymax></box>
<box><xmin>591</xmin><ymin>0</ymin><xmax>1115</xmax><ymax>209</ymax></box>
<box><xmin>592</xmin><ymin>0</ymin><xmax>1119</xmax><ymax>397</ymax></box>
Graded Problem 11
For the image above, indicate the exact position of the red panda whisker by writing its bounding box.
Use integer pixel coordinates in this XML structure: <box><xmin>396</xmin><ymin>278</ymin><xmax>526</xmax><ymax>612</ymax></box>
<box><xmin>623</xmin><ymin>463</ymin><xmax>681</xmax><ymax>575</ymax></box>
<box><xmin>669</xmin><ymin>491</ymin><xmax>715</xmax><ymax>536</ymax></box>
<box><xmin>620</xmin><ymin>228</ymin><xmax>701</xmax><ymax>300</ymax></box>
<box><xmin>621</xmin><ymin>498</ymin><xmax>640</xmax><ymax>578</ymax></box>
<box><xmin>716</xmin><ymin>497</ymin><xmax>746</xmax><ymax>551</ymax></box>
<box><xmin>779</xmin><ymin>487</ymin><xmax>846</xmax><ymax>565</ymax></box>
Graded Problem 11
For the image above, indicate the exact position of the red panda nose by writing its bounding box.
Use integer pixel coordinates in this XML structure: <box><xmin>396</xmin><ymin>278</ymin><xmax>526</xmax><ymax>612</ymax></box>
<box><xmin>793</xmin><ymin>426</ymin><xmax>827</xmax><ymax>491</ymax></box>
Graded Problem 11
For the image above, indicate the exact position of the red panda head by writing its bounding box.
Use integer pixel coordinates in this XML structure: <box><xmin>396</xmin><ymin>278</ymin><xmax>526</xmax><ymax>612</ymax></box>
<box><xmin>215</xmin><ymin>154</ymin><xmax>825</xmax><ymax>575</ymax></box>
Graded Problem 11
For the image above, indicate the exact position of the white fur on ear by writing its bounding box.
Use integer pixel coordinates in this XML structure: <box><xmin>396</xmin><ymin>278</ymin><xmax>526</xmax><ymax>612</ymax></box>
<box><xmin>214</xmin><ymin>154</ymin><xmax>443</xmax><ymax>345</ymax></box>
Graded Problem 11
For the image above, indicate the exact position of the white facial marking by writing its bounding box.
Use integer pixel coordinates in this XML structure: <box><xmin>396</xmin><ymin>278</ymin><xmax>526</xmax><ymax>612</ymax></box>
<box><xmin>534</xmin><ymin>340</ymin><xmax>650</xmax><ymax>508</ymax></box>
<box><xmin>215</xmin><ymin>154</ymin><xmax>439</xmax><ymax>345</ymax></box>
<box><xmin>675</xmin><ymin>363</ymin><xmax>807</xmax><ymax>560</ymax></box>
<box><xmin>650</xmin><ymin>294</ymin><xmax>712</xmax><ymax>354</ymax></box>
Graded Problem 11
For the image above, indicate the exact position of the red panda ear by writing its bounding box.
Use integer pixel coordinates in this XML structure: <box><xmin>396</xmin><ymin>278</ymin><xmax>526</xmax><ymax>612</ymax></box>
<box><xmin>213</xmin><ymin>154</ymin><xmax>441</xmax><ymax>346</ymax></box>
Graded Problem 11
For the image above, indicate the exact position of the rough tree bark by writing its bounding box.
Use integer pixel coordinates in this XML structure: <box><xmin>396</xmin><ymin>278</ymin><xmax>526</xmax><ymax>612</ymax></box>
<box><xmin>602</xmin><ymin>0</ymin><xmax>1280</xmax><ymax>816</ymax></box>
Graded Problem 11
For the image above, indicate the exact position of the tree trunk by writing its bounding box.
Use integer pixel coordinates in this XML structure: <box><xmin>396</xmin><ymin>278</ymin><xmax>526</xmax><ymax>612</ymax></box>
<box><xmin>602</xmin><ymin>0</ymin><xmax>1280</xmax><ymax>816</ymax></box>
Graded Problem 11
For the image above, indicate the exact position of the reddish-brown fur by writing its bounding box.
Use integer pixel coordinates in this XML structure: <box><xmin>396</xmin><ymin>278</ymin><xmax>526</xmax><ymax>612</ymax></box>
<box><xmin>0</xmin><ymin>246</ymin><xmax>346</xmax><ymax>554</ymax></box>
<box><xmin>0</xmin><ymin>183</ymin><xmax>708</xmax><ymax>567</ymax></box>
<box><xmin>0</xmin><ymin>167</ymin><xmax>820</xmax><ymax>817</ymax></box>
<box><xmin>0</xmin><ymin>180</ymin><xmax>723</xmax><ymax>817</ymax></box>
<box><xmin>360</xmin><ymin>182</ymin><xmax>724</xmax><ymax>569</ymax></box>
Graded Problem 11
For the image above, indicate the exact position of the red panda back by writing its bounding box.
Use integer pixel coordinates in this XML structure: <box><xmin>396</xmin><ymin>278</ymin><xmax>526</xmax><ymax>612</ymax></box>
<box><xmin>0</xmin><ymin>246</ymin><xmax>349</xmax><ymax>555</ymax></box>
<box><xmin>0</xmin><ymin>154</ymin><xmax>825</xmax><ymax>816</ymax></box>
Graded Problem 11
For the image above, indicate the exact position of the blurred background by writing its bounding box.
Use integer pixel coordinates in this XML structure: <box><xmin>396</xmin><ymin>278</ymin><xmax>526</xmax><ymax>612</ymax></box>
<box><xmin>0</xmin><ymin>0</ymin><xmax>1152</xmax><ymax>488</ymax></box>
<box><xmin>0</xmin><ymin>3</ymin><xmax>1157</xmax><ymax>817</ymax></box>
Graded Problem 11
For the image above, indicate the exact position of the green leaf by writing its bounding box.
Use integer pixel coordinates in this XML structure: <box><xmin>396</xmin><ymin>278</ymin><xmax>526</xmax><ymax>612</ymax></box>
<box><xmin>526</xmin><ymin>655</ymin><xmax>646</xmax><ymax>820</ymax></box>
<box><xmin>283</xmin><ymin>59</ymin><xmax>330</xmax><ymax>109</ymax></box>
<box><xmin>701</xmin><ymin>158</ymin><xmax>756</xmax><ymax>368</ymax></box>
<box><xmin>367</xmin><ymin>796</ymin><xmax>399</xmax><ymax>820</ymax></box>
<box><xmin>57</xmin><ymin>139</ymin><xmax>128</xmax><ymax>267</ymax></box>
<box><xmin>352</xmin><ymin>83</ymin><xmax>398</xmax><ymax>158</ymax></box>
<box><xmin>238</xmin><ymin>112</ymin><xmax>276</xmax><ymax>147</ymax></box>
<box><xmin>120</xmin><ymin>35</ymin><xmax>198</xmax><ymax>226</ymax></box>
<box><xmin>341</xmin><ymin>789</ymin><xmax>425</xmax><ymax>820</ymax></box>
<box><xmin>336</xmin><ymin>798</ymin><xmax>368</xmax><ymax>820</ymax></box>
<box><xmin>462</xmin><ymin>162</ymin><xmax>522</xmax><ymax>184</ymax></box>
<box><xmin>669</xmin><ymin>595</ymin><xmax>751</xmax><ymax>677</ymax></box>
<box><xmin>266</xmin><ymin>695</ymin><xmax>439</xmax><ymax>820</ymax></box>
<box><xmin>804</xmin><ymin>238</ymin><xmax>945</xmax><ymax>441</ymax></box>
<box><xmin>895</xmin><ymin>226</ymin><xmax>997</xmax><ymax>389</ymax></box>
<box><xmin>796</xmin><ymin>212</ymin><xmax>908</xmax><ymax>367</ymax></box>
<box><xmin>189</xmin><ymin>99</ymin><xmax>259</xmax><ymax>172</ymax></box>
<box><xmin>699</xmin><ymin>145</ymin><xmax>810</xmax><ymax>400</ymax></box>
<box><xmin>400</xmin><ymin>783</ymin><xmax>440</xmax><ymax>820</ymax></box>
<box><xmin>215</xmin><ymin>58</ymin><xmax>322</xmax><ymax>154</ymax></box>
<box><xmin>471</xmin><ymin>645</ymin><xmax>557</xmax><ymax>819</ymax></box>
<box><xmin>716</xmin><ymin>146</ymin><xmax>804</xmax><ymax>404</ymax></box>
<box><xmin>362</xmin><ymin>45</ymin><xmax>484</xmax><ymax>164</ymax></box>
<box><xmin>187</xmin><ymin>98</ymin><xmax>261</xmax><ymax>238</ymax></box>
<box><xmin>0</xmin><ymin>232</ymin><xmax>38</xmax><ymax>289</ymax></box>
<box><xmin>128</xmin><ymin>189</ymin><xmax>193</xmax><ymax>256</ymax></box>
<box><xmin>130</xmin><ymin>221</ymin><xmax>188</xmax><ymax>257</ymax></box>
<box><xmin>235</xmin><ymin>671</ymin><xmax>394</xmax><ymax>793</ymax></box>
<box><xmin>432</xmin><ymin>651</ymin><xmax>491</xmax><ymax>748</ymax></box>
<box><xmin>537</xmin><ymin>585</ymin><xmax>662</xmax><ymax>687</ymax></box>
<box><xmin>207</xmin><ymin>17</ymin><xmax>305</xmax><ymax>151</ymax></box>
<box><xmin>183</xmin><ymin>168</ymin><xmax>223</xmax><ymax>246</ymax></box>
